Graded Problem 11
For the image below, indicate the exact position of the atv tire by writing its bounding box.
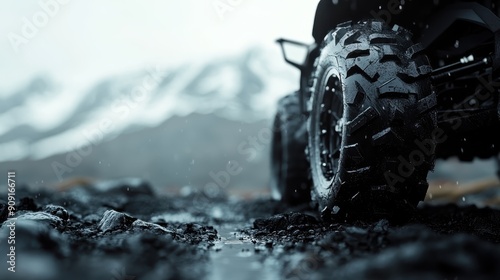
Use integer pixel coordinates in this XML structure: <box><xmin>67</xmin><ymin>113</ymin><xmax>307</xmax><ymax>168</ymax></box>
<box><xmin>496</xmin><ymin>154</ymin><xmax>500</xmax><ymax>179</ymax></box>
<box><xmin>270</xmin><ymin>92</ymin><xmax>311</xmax><ymax>205</ymax></box>
<box><xmin>307</xmin><ymin>20</ymin><xmax>437</xmax><ymax>221</ymax></box>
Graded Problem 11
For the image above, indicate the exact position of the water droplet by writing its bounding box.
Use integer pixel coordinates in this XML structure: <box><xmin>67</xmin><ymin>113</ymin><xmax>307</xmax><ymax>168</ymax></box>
<box><xmin>454</xmin><ymin>40</ymin><xmax>460</xmax><ymax>48</ymax></box>
<box><xmin>462</xmin><ymin>197</ymin><xmax>466</xmax><ymax>202</ymax></box>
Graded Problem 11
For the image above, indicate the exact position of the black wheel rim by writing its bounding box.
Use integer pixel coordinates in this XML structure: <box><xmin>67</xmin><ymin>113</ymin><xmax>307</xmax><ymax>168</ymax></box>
<box><xmin>318</xmin><ymin>73</ymin><xmax>344</xmax><ymax>182</ymax></box>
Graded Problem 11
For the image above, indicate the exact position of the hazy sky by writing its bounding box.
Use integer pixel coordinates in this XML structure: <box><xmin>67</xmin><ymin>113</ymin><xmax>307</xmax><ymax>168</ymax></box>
<box><xmin>0</xmin><ymin>0</ymin><xmax>319</xmax><ymax>94</ymax></box>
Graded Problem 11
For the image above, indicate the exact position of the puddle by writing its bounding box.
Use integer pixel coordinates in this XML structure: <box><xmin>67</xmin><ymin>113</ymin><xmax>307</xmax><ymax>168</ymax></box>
<box><xmin>208</xmin><ymin>224</ymin><xmax>280</xmax><ymax>280</ymax></box>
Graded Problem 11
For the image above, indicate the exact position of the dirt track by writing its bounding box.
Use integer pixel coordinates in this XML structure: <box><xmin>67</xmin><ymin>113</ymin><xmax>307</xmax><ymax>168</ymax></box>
<box><xmin>1</xmin><ymin>179</ymin><xmax>500</xmax><ymax>280</ymax></box>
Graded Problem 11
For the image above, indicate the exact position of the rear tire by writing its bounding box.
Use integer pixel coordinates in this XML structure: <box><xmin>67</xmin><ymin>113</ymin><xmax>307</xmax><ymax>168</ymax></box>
<box><xmin>308</xmin><ymin>20</ymin><xmax>437</xmax><ymax>221</ymax></box>
<box><xmin>496</xmin><ymin>154</ymin><xmax>500</xmax><ymax>179</ymax></box>
<box><xmin>270</xmin><ymin>92</ymin><xmax>311</xmax><ymax>205</ymax></box>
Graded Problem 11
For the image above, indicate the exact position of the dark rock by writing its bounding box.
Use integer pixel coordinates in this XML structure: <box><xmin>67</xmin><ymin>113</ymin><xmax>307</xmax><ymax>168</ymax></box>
<box><xmin>98</xmin><ymin>210</ymin><xmax>137</xmax><ymax>232</ymax></box>
<box><xmin>43</xmin><ymin>205</ymin><xmax>69</xmax><ymax>221</ymax></box>
<box><xmin>254</xmin><ymin>215</ymin><xmax>287</xmax><ymax>231</ymax></box>
<box><xmin>254</xmin><ymin>213</ymin><xmax>318</xmax><ymax>232</ymax></box>
<box><xmin>17</xmin><ymin>197</ymin><xmax>38</xmax><ymax>211</ymax></box>
<box><xmin>131</xmin><ymin>219</ymin><xmax>175</xmax><ymax>235</ymax></box>
<box><xmin>177</xmin><ymin>223</ymin><xmax>218</xmax><ymax>245</ymax></box>
<box><xmin>288</xmin><ymin>212</ymin><xmax>318</xmax><ymax>225</ymax></box>
<box><xmin>15</xmin><ymin>212</ymin><xmax>65</xmax><ymax>230</ymax></box>
<box><xmin>372</xmin><ymin>219</ymin><xmax>390</xmax><ymax>233</ymax></box>
<box><xmin>183</xmin><ymin>223</ymin><xmax>203</xmax><ymax>234</ymax></box>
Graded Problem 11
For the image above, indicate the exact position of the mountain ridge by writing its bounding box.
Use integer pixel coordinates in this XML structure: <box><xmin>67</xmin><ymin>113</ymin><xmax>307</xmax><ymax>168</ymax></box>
<box><xmin>0</xmin><ymin>46</ymin><xmax>298</xmax><ymax>162</ymax></box>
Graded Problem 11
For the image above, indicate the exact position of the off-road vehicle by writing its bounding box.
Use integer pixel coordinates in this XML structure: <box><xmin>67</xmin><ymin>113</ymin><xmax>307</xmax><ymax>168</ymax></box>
<box><xmin>271</xmin><ymin>0</ymin><xmax>500</xmax><ymax>221</ymax></box>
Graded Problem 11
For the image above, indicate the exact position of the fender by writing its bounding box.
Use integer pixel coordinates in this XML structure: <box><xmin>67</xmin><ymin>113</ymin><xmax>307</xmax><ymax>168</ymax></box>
<box><xmin>420</xmin><ymin>2</ymin><xmax>500</xmax><ymax>69</ymax></box>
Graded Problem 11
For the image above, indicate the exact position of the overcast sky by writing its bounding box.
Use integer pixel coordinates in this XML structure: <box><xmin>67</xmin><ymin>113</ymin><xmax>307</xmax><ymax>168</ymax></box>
<box><xmin>0</xmin><ymin>0</ymin><xmax>319</xmax><ymax>95</ymax></box>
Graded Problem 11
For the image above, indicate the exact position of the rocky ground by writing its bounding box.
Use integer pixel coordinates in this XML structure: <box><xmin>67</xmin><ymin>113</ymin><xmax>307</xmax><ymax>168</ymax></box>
<box><xmin>1</xmin><ymin>178</ymin><xmax>500</xmax><ymax>280</ymax></box>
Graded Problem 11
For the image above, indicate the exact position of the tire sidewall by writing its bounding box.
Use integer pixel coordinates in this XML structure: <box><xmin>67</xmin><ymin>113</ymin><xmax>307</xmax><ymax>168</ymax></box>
<box><xmin>308</xmin><ymin>52</ymin><xmax>348</xmax><ymax>210</ymax></box>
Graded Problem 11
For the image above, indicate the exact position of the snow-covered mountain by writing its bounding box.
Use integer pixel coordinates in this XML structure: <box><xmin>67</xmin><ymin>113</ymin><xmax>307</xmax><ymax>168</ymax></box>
<box><xmin>0</xmin><ymin>47</ymin><xmax>299</xmax><ymax>162</ymax></box>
